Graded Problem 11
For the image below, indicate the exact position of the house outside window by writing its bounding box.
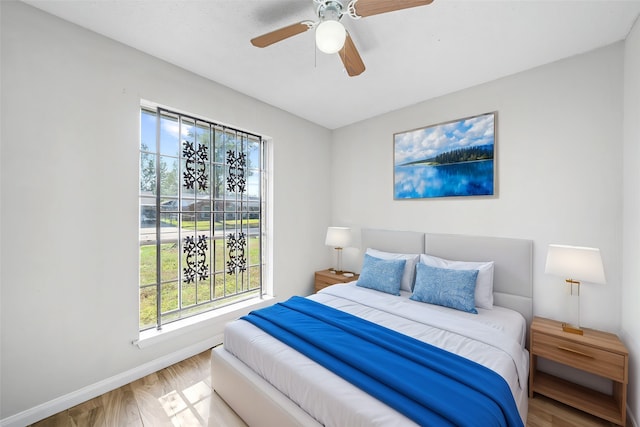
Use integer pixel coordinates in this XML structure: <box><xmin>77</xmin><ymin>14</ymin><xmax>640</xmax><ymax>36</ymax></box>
<box><xmin>139</xmin><ymin>106</ymin><xmax>265</xmax><ymax>331</ymax></box>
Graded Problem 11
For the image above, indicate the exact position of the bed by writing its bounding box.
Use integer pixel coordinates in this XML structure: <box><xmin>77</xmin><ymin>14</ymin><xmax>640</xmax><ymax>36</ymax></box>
<box><xmin>212</xmin><ymin>230</ymin><xmax>533</xmax><ymax>426</ymax></box>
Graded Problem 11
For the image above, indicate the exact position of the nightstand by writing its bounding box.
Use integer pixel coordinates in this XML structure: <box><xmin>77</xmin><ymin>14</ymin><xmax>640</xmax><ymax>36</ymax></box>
<box><xmin>529</xmin><ymin>316</ymin><xmax>628</xmax><ymax>426</ymax></box>
<box><xmin>314</xmin><ymin>269</ymin><xmax>359</xmax><ymax>293</ymax></box>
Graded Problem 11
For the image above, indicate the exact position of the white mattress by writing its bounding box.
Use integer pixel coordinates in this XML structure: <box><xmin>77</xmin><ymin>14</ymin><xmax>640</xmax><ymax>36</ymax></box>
<box><xmin>223</xmin><ymin>283</ymin><xmax>529</xmax><ymax>426</ymax></box>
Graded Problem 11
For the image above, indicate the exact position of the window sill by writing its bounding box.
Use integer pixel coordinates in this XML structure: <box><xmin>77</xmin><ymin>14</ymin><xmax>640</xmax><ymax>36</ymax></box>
<box><xmin>133</xmin><ymin>295</ymin><xmax>274</xmax><ymax>349</ymax></box>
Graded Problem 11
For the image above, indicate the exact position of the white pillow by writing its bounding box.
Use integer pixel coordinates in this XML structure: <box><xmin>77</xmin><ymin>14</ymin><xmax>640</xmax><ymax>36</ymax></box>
<box><xmin>419</xmin><ymin>254</ymin><xmax>495</xmax><ymax>309</ymax></box>
<box><xmin>366</xmin><ymin>248</ymin><xmax>419</xmax><ymax>292</ymax></box>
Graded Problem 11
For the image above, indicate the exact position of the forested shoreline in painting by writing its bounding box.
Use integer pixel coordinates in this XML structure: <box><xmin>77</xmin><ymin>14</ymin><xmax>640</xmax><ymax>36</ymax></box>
<box><xmin>400</xmin><ymin>144</ymin><xmax>493</xmax><ymax>167</ymax></box>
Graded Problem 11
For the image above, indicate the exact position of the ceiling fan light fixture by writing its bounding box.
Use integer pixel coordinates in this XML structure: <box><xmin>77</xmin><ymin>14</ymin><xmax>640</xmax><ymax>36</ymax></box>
<box><xmin>315</xmin><ymin>20</ymin><xmax>346</xmax><ymax>54</ymax></box>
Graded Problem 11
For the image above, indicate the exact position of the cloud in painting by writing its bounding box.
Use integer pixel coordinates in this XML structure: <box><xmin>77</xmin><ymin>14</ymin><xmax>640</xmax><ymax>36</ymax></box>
<box><xmin>394</xmin><ymin>113</ymin><xmax>494</xmax><ymax>166</ymax></box>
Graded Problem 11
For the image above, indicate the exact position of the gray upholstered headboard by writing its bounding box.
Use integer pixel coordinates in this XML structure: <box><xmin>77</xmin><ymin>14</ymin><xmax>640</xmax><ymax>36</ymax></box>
<box><xmin>361</xmin><ymin>229</ymin><xmax>533</xmax><ymax>330</ymax></box>
<box><xmin>361</xmin><ymin>229</ymin><xmax>425</xmax><ymax>255</ymax></box>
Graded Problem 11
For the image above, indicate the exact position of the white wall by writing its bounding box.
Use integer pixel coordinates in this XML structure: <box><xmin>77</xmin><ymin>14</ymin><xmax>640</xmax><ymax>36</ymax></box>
<box><xmin>0</xmin><ymin>1</ymin><xmax>332</xmax><ymax>422</ymax></box>
<box><xmin>622</xmin><ymin>16</ymin><xmax>640</xmax><ymax>425</ymax></box>
<box><xmin>333</xmin><ymin>42</ymin><xmax>624</xmax><ymax>333</ymax></box>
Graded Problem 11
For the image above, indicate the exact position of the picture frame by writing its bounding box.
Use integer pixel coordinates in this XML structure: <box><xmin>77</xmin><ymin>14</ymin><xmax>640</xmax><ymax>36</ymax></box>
<box><xmin>394</xmin><ymin>112</ymin><xmax>496</xmax><ymax>199</ymax></box>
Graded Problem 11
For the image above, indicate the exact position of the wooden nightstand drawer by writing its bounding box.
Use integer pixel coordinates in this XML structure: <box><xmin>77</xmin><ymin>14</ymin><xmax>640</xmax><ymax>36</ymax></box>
<box><xmin>533</xmin><ymin>331</ymin><xmax>625</xmax><ymax>381</ymax></box>
<box><xmin>316</xmin><ymin>276</ymin><xmax>340</xmax><ymax>288</ymax></box>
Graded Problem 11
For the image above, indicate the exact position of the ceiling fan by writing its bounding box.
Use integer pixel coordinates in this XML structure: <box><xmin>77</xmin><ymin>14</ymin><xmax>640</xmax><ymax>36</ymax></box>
<box><xmin>250</xmin><ymin>0</ymin><xmax>434</xmax><ymax>77</ymax></box>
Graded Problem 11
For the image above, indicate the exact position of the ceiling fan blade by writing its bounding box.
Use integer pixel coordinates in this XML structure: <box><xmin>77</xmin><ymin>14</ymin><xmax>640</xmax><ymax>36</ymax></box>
<box><xmin>250</xmin><ymin>22</ymin><xmax>311</xmax><ymax>48</ymax></box>
<box><xmin>350</xmin><ymin>0</ymin><xmax>433</xmax><ymax>18</ymax></box>
<box><xmin>339</xmin><ymin>33</ymin><xmax>365</xmax><ymax>77</ymax></box>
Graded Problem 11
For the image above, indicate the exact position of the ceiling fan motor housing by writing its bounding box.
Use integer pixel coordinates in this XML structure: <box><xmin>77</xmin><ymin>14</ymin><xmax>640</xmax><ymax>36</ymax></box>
<box><xmin>317</xmin><ymin>0</ymin><xmax>344</xmax><ymax>22</ymax></box>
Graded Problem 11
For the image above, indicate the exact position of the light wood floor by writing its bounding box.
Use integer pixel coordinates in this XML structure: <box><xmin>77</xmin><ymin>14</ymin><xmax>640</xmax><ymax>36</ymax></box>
<box><xmin>30</xmin><ymin>349</ymin><xmax>620</xmax><ymax>427</ymax></box>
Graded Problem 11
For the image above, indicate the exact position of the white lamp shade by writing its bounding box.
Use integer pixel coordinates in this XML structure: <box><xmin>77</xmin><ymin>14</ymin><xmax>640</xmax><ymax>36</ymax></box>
<box><xmin>545</xmin><ymin>244</ymin><xmax>606</xmax><ymax>284</ymax></box>
<box><xmin>325</xmin><ymin>227</ymin><xmax>351</xmax><ymax>248</ymax></box>
<box><xmin>315</xmin><ymin>20</ymin><xmax>346</xmax><ymax>54</ymax></box>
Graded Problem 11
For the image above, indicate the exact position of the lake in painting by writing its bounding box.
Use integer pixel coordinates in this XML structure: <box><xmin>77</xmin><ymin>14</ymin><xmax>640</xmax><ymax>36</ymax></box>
<box><xmin>394</xmin><ymin>159</ymin><xmax>494</xmax><ymax>199</ymax></box>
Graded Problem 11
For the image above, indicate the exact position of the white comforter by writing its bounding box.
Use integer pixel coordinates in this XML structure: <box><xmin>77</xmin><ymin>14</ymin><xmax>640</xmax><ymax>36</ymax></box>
<box><xmin>224</xmin><ymin>283</ymin><xmax>529</xmax><ymax>426</ymax></box>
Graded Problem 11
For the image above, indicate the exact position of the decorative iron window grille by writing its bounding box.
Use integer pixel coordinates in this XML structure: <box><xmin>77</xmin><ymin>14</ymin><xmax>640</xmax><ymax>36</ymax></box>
<box><xmin>139</xmin><ymin>106</ymin><xmax>265</xmax><ymax>331</ymax></box>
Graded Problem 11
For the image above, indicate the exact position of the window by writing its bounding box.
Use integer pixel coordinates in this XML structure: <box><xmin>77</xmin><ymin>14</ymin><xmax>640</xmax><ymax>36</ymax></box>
<box><xmin>139</xmin><ymin>106</ymin><xmax>265</xmax><ymax>331</ymax></box>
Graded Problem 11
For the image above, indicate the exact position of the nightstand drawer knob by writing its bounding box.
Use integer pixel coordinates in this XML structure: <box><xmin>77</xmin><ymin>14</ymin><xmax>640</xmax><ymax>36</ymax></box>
<box><xmin>557</xmin><ymin>345</ymin><xmax>593</xmax><ymax>358</ymax></box>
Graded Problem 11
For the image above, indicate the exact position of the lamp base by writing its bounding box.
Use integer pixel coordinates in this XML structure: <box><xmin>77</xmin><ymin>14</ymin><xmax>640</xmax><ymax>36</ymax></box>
<box><xmin>562</xmin><ymin>322</ymin><xmax>584</xmax><ymax>335</ymax></box>
<box><xmin>328</xmin><ymin>268</ymin><xmax>352</xmax><ymax>275</ymax></box>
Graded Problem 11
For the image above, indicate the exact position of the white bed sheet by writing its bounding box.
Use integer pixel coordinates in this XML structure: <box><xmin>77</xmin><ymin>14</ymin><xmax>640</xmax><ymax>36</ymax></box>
<box><xmin>223</xmin><ymin>283</ymin><xmax>529</xmax><ymax>427</ymax></box>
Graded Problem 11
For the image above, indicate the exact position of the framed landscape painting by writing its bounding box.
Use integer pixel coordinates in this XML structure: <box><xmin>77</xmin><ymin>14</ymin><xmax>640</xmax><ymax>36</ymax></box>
<box><xmin>394</xmin><ymin>112</ymin><xmax>496</xmax><ymax>199</ymax></box>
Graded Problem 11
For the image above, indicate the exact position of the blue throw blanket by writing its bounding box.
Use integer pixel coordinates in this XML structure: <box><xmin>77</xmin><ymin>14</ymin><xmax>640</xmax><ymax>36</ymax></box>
<box><xmin>242</xmin><ymin>296</ymin><xmax>523</xmax><ymax>427</ymax></box>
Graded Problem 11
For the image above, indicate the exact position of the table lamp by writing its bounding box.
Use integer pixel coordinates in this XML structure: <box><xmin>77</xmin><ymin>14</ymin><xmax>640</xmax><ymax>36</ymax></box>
<box><xmin>545</xmin><ymin>244</ymin><xmax>606</xmax><ymax>335</ymax></box>
<box><xmin>325</xmin><ymin>227</ymin><xmax>351</xmax><ymax>274</ymax></box>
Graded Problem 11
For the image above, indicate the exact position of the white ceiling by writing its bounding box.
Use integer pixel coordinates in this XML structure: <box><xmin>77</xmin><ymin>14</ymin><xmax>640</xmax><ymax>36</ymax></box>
<box><xmin>23</xmin><ymin>0</ymin><xmax>640</xmax><ymax>129</ymax></box>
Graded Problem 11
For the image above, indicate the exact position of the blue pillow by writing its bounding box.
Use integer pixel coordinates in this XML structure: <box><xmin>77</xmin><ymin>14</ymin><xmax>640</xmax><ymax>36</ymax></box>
<box><xmin>356</xmin><ymin>254</ymin><xmax>405</xmax><ymax>296</ymax></box>
<box><xmin>410</xmin><ymin>263</ymin><xmax>479</xmax><ymax>314</ymax></box>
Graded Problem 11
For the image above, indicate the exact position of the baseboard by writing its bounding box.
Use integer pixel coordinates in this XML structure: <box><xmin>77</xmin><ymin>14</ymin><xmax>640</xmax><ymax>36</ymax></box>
<box><xmin>0</xmin><ymin>334</ymin><xmax>223</xmax><ymax>427</ymax></box>
<box><xmin>629</xmin><ymin>407</ymin><xmax>639</xmax><ymax>427</ymax></box>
